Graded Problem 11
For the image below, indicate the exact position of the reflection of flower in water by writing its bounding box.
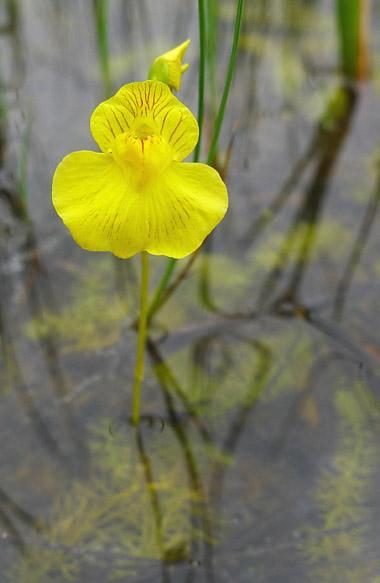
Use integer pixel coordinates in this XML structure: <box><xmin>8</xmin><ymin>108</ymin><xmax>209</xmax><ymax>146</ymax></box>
<box><xmin>52</xmin><ymin>80</ymin><xmax>228</xmax><ymax>259</ymax></box>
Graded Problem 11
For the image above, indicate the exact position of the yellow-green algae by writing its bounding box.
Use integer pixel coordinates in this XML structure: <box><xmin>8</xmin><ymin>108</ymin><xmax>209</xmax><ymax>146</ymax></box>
<box><xmin>300</xmin><ymin>386</ymin><xmax>380</xmax><ymax>582</ymax></box>
<box><xmin>8</xmin><ymin>420</ymin><xmax>226</xmax><ymax>582</ymax></box>
<box><xmin>26</xmin><ymin>259</ymin><xmax>127</xmax><ymax>352</ymax></box>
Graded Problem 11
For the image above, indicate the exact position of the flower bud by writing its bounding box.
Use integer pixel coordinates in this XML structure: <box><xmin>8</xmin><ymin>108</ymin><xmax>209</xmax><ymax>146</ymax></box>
<box><xmin>148</xmin><ymin>39</ymin><xmax>190</xmax><ymax>91</ymax></box>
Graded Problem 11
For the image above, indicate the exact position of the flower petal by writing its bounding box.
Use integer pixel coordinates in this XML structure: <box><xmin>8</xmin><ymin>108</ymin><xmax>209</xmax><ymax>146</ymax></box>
<box><xmin>52</xmin><ymin>153</ymin><xmax>228</xmax><ymax>260</ymax></box>
<box><xmin>52</xmin><ymin>151</ymin><xmax>149</xmax><ymax>258</ymax></box>
<box><xmin>144</xmin><ymin>162</ymin><xmax>228</xmax><ymax>258</ymax></box>
<box><xmin>90</xmin><ymin>80</ymin><xmax>198</xmax><ymax>161</ymax></box>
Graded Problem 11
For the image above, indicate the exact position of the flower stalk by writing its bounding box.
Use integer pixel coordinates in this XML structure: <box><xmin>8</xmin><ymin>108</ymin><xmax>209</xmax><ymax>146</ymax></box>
<box><xmin>132</xmin><ymin>251</ymin><xmax>150</xmax><ymax>425</ymax></box>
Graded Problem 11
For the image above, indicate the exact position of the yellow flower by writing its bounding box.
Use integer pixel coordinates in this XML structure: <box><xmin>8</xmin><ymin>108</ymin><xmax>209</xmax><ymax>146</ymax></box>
<box><xmin>52</xmin><ymin>80</ymin><xmax>228</xmax><ymax>259</ymax></box>
<box><xmin>148</xmin><ymin>39</ymin><xmax>191</xmax><ymax>91</ymax></box>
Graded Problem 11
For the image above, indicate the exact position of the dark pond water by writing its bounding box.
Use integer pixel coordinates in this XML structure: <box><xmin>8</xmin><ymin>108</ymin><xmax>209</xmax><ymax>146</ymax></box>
<box><xmin>1</xmin><ymin>1</ymin><xmax>380</xmax><ymax>581</ymax></box>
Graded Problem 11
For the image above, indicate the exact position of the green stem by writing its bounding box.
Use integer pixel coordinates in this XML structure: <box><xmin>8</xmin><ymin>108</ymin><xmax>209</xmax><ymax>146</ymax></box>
<box><xmin>207</xmin><ymin>0</ymin><xmax>244</xmax><ymax>166</ymax></box>
<box><xmin>147</xmin><ymin>257</ymin><xmax>176</xmax><ymax>321</ymax></box>
<box><xmin>131</xmin><ymin>252</ymin><xmax>149</xmax><ymax>425</ymax></box>
<box><xmin>193</xmin><ymin>0</ymin><xmax>207</xmax><ymax>163</ymax></box>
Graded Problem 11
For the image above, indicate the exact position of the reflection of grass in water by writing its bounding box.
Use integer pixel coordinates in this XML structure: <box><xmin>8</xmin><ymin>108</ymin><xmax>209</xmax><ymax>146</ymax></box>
<box><xmin>240</xmin><ymin>31</ymin><xmax>335</xmax><ymax>122</ymax></box>
<box><xmin>261</xmin><ymin>327</ymin><xmax>312</xmax><ymax>402</ymax></box>
<box><xmin>169</xmin><ymin>326</ymin><xmax>311</xmax><ymax>414</ymax></box>
<box><xmin>320</xmin><ymin>86</ymin><xmax>351</xmax><ymax>131</ymax></box>
<box><xmin>167</xmin><ymin>219</ymin><xmax>351</xmax><ymax>318</ymax></box>
<box><xmin>300</xmin><ymin>388</ymin><xmax>379</xmax><ymax>582</ymax></box>
<box><xmin>9</xmin><ymin>421</ymin><xmax>220</xmax><ymax>582</ymax></box>
<box><xmin>252</xmin><ymin>221</ymin><xmax>351</xmax><ymax>270</ymax></box>
<box><xmin>163</xmin><ymin>334</ymin><xmax>270</xmax><ymax>418</ymax></box>
<box><xmin>26</xmin><ymin>260</ymin><xmax>126</xmax><ymax>352</ymax></box>
<box><xmin>152</xmin><ymin>254</ymin><xmax>252</xmax><ymax>328</ymax></box>
<box><xmin>233</xmin><ymin>1</ymin><xmax>334</xmax><ymax>56</ymax></box>
<box><xmin>0</xmin><ymin>47</ymin><xmax>7</xmax><ymax>167</ymax></box>
<box><xmin>0</xmin><ymin>61</ymin><xmax>6</xmax><ymax>128</ymax></box>
<box><xmin>18</xmin><ymin>109</ymin><xmax>32</xmax><ymax>207</ymax></box>
<box><xmin>220</xmin><ymin>0</ymin><xmax>317</xmax><ymax>29</ymax></box>
<box><xmin>197</xmin><ymin>254</ymin><xmax>251</xmax><ymax>310</ymax></box>
<box><xmin>237</xmin><ymin>0</ymin><xmax>336</xmax><ymax>125</ymax></box>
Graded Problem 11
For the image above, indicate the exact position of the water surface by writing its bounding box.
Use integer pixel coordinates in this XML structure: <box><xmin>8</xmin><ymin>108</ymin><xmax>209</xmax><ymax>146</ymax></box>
<box><xmin>0</xmin><ymin>1</ymin><xmax>380</xmax><ymax>581</ymax></box>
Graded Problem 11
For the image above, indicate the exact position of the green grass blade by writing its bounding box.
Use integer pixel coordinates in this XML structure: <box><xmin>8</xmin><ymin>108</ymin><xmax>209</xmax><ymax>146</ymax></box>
<box><xmin>93</xmin><ymin>0</ymin><xmax>112</xmax><ymax>97</ymax></box>
<box><xmin>336</xmin><ymin>0</ymin><xmax>369</xmax><ymax>80</ymax></box>
<box><xmin>207</xmin><ymin>0</ymin><xmax>244</xmax><ymax>166</ymax></box>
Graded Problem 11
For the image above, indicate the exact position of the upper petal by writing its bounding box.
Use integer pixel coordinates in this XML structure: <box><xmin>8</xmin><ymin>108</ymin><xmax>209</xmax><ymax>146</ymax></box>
<box><xmin>90</xmin><ymin>80</ymin><xmax>198</xmax><ymax>161</ymax></box>
<box><xmin>144</xmin><ymin>162</ymin><xmax>228</xmax><ymax>258</ymax></box>
<box><xmin>52</xmin><ymin>151</ymin><xmax>149</xmax><ymax>258</ymax></box>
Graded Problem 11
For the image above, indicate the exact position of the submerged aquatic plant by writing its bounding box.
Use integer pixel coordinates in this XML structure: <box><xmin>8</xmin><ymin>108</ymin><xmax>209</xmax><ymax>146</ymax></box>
<box><xmin>300</xmin><ymin>388</ymin><xmax>378</xmax><ymax>581</ymax></box>
<box><xmin>52</xmin><ymin>76</ymin><xmax>228</xmax><ymax>423</ymax></box>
